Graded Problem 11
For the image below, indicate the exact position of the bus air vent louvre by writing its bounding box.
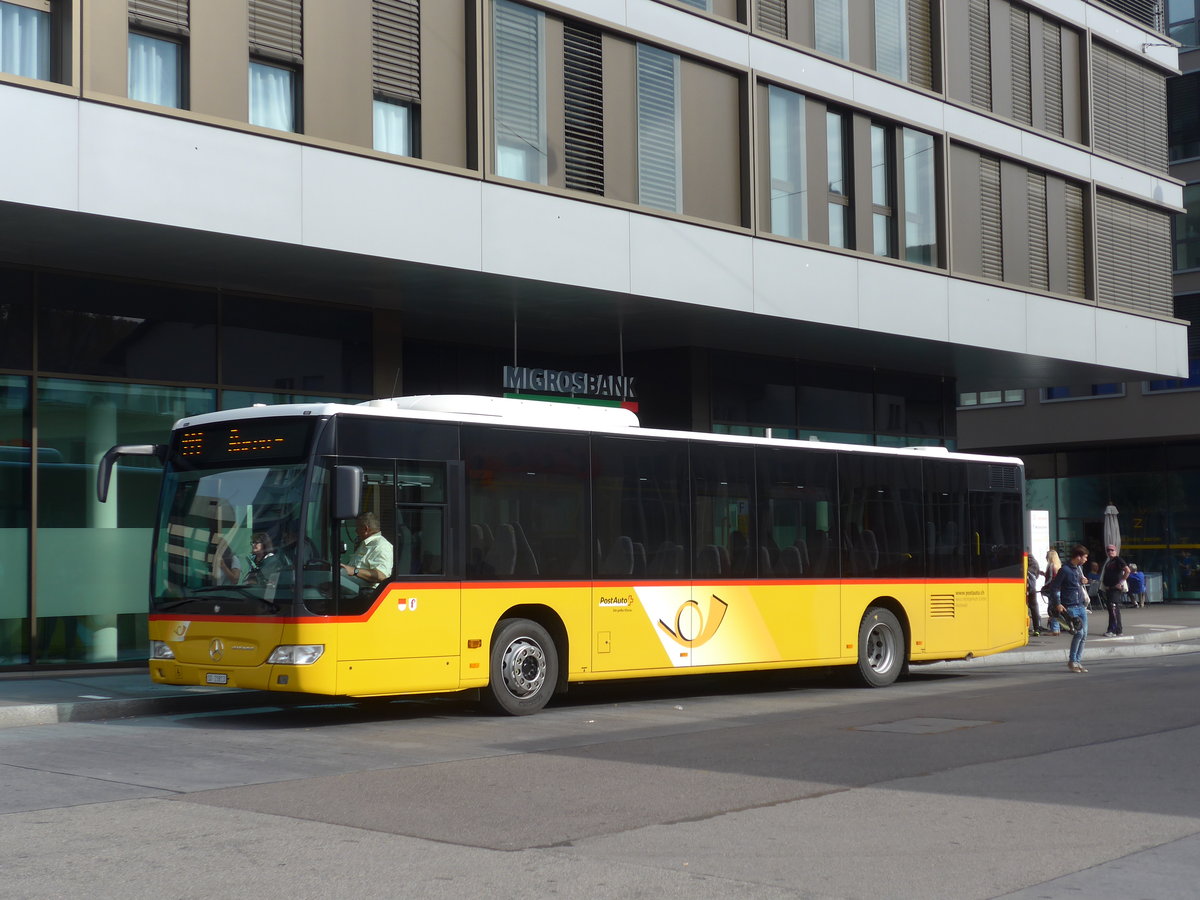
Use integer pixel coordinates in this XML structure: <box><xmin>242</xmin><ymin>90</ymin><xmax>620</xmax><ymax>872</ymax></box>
<box><xmin>987</xmin><ymin>465</ymin><xmax>1018</xmax><ymax>491</ymax></box>
<box><xmin>929</xmin><ymin>595</ymin><xmax>956</xmax><ymax>618</ymax></box>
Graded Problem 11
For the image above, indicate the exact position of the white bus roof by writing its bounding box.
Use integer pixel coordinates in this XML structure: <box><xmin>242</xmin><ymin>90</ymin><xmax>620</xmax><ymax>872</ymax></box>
<box><xmin>173</xmin><ymin>395</ymin><xmax>1024</xmax><ymax>467</ymax></box>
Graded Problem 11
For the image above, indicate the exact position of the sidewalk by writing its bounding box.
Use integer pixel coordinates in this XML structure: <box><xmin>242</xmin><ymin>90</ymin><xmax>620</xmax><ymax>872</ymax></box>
<box><xmin>3</xmin><ymin>603</ymin><xmax>1200</xmax><ymax>729</ymax></box>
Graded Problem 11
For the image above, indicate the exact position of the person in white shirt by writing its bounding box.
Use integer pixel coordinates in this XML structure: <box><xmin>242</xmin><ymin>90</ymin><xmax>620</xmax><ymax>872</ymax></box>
<box><xmin>340</xmin><ymin>512</ymin><xmax>394</xmax><ymax>588</ymax></box>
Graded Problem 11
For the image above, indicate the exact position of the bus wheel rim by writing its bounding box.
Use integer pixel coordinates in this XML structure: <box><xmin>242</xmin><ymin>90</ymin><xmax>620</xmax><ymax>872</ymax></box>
<box><xmin>501</xmin><ymin>637</ymin><xmax>546</xmax><ymax>698</ymax></box>
<box><xmin>865</xmin><ymin>622</ymin><xmax>896</xmax><ymax>673</ymax></box>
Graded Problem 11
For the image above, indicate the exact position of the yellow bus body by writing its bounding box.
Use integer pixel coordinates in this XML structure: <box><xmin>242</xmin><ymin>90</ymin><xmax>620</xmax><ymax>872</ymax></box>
<box><xmin>149</xmin><ymin>577</ymin><xmax>1027</xmax><ymax>697</ymax></box>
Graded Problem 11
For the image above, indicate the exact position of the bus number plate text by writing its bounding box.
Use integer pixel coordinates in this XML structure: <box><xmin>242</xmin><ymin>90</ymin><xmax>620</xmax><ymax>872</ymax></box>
<box><xmin>206</xmin><ymin>673</ymin><xmax>228</xmax><ymax>685</ymax></box>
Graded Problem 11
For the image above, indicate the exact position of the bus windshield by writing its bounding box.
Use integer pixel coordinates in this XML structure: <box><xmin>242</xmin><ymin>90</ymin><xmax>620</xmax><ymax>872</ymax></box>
<box><xmin>154</xmin><ymin>463</ymin><xmax>312</xmax><ymax>613</ymax></box>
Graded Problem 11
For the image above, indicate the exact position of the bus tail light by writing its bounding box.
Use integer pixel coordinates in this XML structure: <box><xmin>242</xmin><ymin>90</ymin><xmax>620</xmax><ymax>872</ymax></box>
<box><xmin>267</xmin><ymin>645</ymin><xmax>325</xmax><ymax>665</ymax></box>
<box><xmin>150</xmin><ymin>641</ymin><xmax>175</xmax><ymax>660</ymax></box>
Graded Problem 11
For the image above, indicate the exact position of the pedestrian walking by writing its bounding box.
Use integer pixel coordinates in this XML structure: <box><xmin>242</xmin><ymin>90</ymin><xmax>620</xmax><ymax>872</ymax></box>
<box><xmin>1043</xmin><ymin>549</ymin><xmax>1063</xmax><ymax>634</ymax></box>
<box><xmin>1100</xmin><ymin>544</ymin><xmax>1130</xmax><ymax>636</ymax></box>
<box><xmin>1046</xmin><ymin>545</ymin><xmax>1090</xmax><ymax>672</ymax></box>
<box><xmin>1127</xmin><ymin>563</ymin><xmax>1147</xmax><ymax>608</ymax></box>
<box><xmin>1026</xmin><ymin>554</ymin><xmax>1043</xmax><ymax>636</ymax></box>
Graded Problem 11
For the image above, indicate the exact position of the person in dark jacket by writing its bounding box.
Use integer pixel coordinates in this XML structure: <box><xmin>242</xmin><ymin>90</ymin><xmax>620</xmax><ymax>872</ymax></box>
<box><xmin>1046</xmin><ymin>545</ymin><xmax>1090</xmax><ymax>673</ymax></box>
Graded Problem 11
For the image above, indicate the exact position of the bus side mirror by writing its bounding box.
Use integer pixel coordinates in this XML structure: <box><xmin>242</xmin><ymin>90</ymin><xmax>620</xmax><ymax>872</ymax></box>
<box><xmin>97</xmin><ymin>444</ymin><xmax>167</xmax><ymax>503</ymax></box>
<box><xmin>334</xmin><ymin>465</ymin><xmax>363</xmax><ymax>521</ymax></box>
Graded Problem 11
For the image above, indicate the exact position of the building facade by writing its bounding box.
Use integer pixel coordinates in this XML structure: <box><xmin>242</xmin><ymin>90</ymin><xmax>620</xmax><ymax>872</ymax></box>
<box><xmin>959</xmin><ymin>0</ymin><xmax>1200</xmax><ymax>600</ymax></box>
<box><xmin>0</xmin><ymin>0</ymin><xmax>1184</xmax><ymax>666</ymax></box>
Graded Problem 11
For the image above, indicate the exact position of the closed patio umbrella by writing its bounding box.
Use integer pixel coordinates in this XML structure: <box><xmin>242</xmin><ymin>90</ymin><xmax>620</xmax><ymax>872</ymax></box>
<box><xmin>1103</xmin><ymin>503</ymin><xmax>1121</xmax><ymax>556</ymax></box>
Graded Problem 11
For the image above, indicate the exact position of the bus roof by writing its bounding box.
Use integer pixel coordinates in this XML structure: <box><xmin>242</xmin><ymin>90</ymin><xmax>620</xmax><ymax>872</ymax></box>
<box><xmin>173</xmin><ymin>395</ymin><xmax>1024</xmax><ymax>467</ymax></box>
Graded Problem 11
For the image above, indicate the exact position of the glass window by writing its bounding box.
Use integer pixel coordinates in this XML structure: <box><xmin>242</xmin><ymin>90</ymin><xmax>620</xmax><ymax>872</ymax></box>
<box><xmin>814</xmin><ymin>0</ymin><xmax>849</xmax><ymax>59</ymax></box>
<box><xmin>871</xmin><ymin>124</ymin><xmax>894</xmax><ymax>256</ymax></box>
<box><xmin>692</xmin><ymin>443</ymin><xmax>755</xmax><ymax>578</ymax></box>
<box><xmin>902</xmin><ymin>128</ymin><xmax>937</xmax><ymax>265</ymax></box>
<box><xmin>373</xmin><ymin>96</ymin><xmax>413</xmax><ymax>156</ymax></box>
<box><xmin>874</xmin><ymin>0</ymin><xmax>906</xmax><ymax>79</ymax></box>
<box><xmin>249</xmin><ymin>59</ymin><xmax>297</xmax><ymax>132</ymax></box>
<box><xmin>220</xmin><ymin>295</ymin><xmax>372</xmax><ymax>395</ymax></box>
<box><xmin>35</xmin><ymin>378</ymin><xmax>214</xmax><ymax>664</ymax></box>
<box><xmin>839</xmin><ymin>453</ymin><xmax>924</xmax><ymax>578</ymax></box>
<box><xmin>1044</xmin><ymin>384</ymin><xmax>1125</xmax><ymax>400</ymax></box>
<box><xmin>0</xmin><ymin>266</ymin><xmax>32</xmax><ymax>369</ymax></box>
<box><xmin>463</xmin><ymin>426</ymin><xmax>589</xmax><ymax>580</ymax></box>
<box><xmin>593</xmin><ymin>436</ymin><xmax>689</xmax><ymax>579</ymax></box>
<box><xmin>0</xmin><ymin>375</ymin><xmax>30</xmax><ymax>665</ymax></box>
<box><xmin>1169</xmin><ymin>0</ymin><xmax>1198</xmax><ymax>45</ymax></box>
<box><xmin>0</xmin><ymin>0</ymin><xmax>50</xmax><ymax>81</ymax></box>
<box><xmin>1175</xmin><ymin>183</ymin><xmax>1200</xmax><ymax>271</ymax></box>
<box><xmin>926</xmin><ymin>460</ymin><xmax>969</xmax><ymax>578</ymax></box>
<box><xmin>827</xmin><ymin>111</ymin><xmax>850</xmax><ymax>248</ymax></box>
<box><xmin>756</xmin><ymin>446</ymin><xmax>839</xmax><ymax>578</ymax></box>
<box><xmin>768</xmin><ymin>85</ymin><xmax>808</xmax><ymax>240</ymax></box>
<box><xmin>128</xmin><ymin>32</ymin><xmax>183</xmax><ymax>108</ymax></box>
<box><xmin>1169</xmin><ymin>72</ymin><xmax>1200</xmax><ymax>162</ymax></box>
<box><xmin>38</xmin><ymin>273</ymin><xmax>217</xmax><ymax>382</ymax></box>
<box><xmin>493</xmin><ymin>0</ymin><xmax>546</xmax><ymax>184</ymax></box>
<box><xmin>675</xmin><ymin>0</ymin><xmax>712</xmax><ymax>9</ymax></box>
<box><xmin>637</xmin><ymin>43</ymin><xmax>682</xmax><ymax>213</ymax></box>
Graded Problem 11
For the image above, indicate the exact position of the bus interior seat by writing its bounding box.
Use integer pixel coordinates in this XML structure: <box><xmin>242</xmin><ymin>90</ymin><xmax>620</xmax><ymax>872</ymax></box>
<box><xmin>395</xmin><ymin>523</ymin><xmax>413</xmax><ymax>575</ymax></box>
<box><xmin>758</xmin><ymin>546</ymin><xmax>774</xmax><ymax>577</ymax></box>
<box><xmin>484</xmin><ymin>523</ymin><xmax>517</xmax><ymax>576</ymax></box>
<box><xmin>695</xmin><ymin>544</ymin><xmax>722</xmax><ymax>578</ymax></box>
<box><xmin>794</xmin><ymin>538</ymin><xmax>810</xmax><ymax>573</ymax></box>
<box><xmin>510</xmin><ymin>522</ymin><xmax>539</xmax><ymax>577</ymax></box>
<box><xmin>778</xmin><ymin>545</ymin><xmax>802</xmax><ymax>576</ymax></box>
<box><xmin>632</xmin><ymin>542</ymin><xmax>647</xmax><ymax>577</ymax></box>
<box><xmin>651</xmin><ymin>541</ymin><xmax>683</xmax><ymax>576</ymax></box>
<box><xmin>599</xmin><ymin>535</ymin><xmax>634</xmax><ymax>576</ymax></box>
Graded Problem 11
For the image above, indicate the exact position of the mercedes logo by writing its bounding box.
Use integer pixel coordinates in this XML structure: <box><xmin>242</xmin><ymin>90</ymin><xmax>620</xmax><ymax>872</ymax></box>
<box><xmin>209</xmin><ymin>638</ymin><xmax>224</xmax><ymax>662</ymax></box>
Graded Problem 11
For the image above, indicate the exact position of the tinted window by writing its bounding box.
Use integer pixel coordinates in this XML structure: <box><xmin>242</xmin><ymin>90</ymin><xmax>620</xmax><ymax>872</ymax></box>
<box><xmin>463</xmin><ymin>426</ymin><xmax>588</xmax><ymax>580</ymax></box>
<box><xmin>925</xmin><ymin>460</ymin><xmax>970</xmax><ymax>578</ymax></box>
<box><xmin>839</xmin><ymin>453</ymin><xmax>924</xmax><ymax>578</ymax></box>
<box><xmin>335</xmin><ymin>416</ymin><xmax>458</xmax><ymax>462</ymax></box>
<box><xmin>692</xmin><ymin>442</ymin><xmax>755</xmax><ymax>578</ymax></box>
<box><xmin>756</xmin><ymin>446</ymin><xmax>839</xmax><ymax>578</ymax></box>
<box><xmin>970</xmin><ymin>464</ymin><xmax>1024</xmax><ymax>578</ymax></box>
<box><xmin>593</xmin><ymin>436</ymin><xmax>689</xmax><ymax>579</ymax></box>
<box><xmin>222</xmin><ymin>295</ymin><xmax>372</xmax><ymax>394</ymax></box>
<box><xmin>0</xmin><ymin>268</ymin><xmax>32</xmax><ymax>369</ymax></box>
<box><xmin>38</xmin><ymin>273</ymin><xmax>216</xmax><ymax>381</ymax></box>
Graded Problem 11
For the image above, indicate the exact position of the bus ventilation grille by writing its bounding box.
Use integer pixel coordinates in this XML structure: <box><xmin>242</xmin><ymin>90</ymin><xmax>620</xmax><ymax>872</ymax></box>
<box><xmin>929</xmin><ymin>595</ymin><xmax>957</xmax><ymax>618</ymax></box>
<box><xmin>988</xmin><ymin>465</ymin><xmax>1019</xmax><ymax>491</ymax></box>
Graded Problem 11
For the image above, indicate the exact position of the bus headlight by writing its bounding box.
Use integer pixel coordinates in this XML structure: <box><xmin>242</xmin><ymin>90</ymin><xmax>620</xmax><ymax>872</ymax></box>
<box><xmin>150</xmin><ymin>640</ymin><xmax>175</xmax><ymax>660</ymax></box>
<box><xmin>267</xmin><ymin>644</ymin><xmax>325</xmax><ymax>665</ymax></box>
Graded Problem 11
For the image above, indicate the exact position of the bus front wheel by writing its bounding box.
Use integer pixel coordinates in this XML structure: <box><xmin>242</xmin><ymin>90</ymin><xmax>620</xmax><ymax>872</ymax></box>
<box><xmin>855</xmin><ymin>607</ymin><xmax>905</xmax><ymax>687</ymax></box>
<box><xmin>484</xmin><ymin>618</ymin><xmax>559</xmax><ymax>715</ymax></box>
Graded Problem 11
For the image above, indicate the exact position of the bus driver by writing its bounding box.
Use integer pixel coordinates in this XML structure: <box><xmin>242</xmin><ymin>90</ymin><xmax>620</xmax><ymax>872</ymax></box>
<box><xmin>340</xmin><ymin>512</ymin><xmax>394</xmax><ymax>589</ymax></box>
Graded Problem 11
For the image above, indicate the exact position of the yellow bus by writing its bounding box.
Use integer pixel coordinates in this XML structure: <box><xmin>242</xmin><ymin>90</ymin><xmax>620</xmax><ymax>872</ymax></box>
<box><xmin>99</xmin><ymin>394</ymin><xmax>1027</xmax><ymax>715</ymax></box>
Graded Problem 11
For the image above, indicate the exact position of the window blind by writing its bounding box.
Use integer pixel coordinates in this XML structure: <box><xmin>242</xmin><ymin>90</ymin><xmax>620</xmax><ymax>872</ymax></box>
<box><xmin>493</xmin><ymin>0</ymin><xmax>544</xmax><ymax>181</ymax></box>
<box><xmin>980</xmin><ymin>155</ymin><xmax>1003</xmax><ymax>280</ymax></box>
<box><xmin>1096</xmin><ymin>192</ymin><xmax>1172</xmax><ymax>315</ymax></box>
<box><xmin>249</xmin><ymin>0</ymin><xmax>302</xmax><ymax>64</ymax></box>
<box><xmin>373</xmin><ymin>0</ymin><xmax>419</xmax><ymax>102</ymax></box>
<box><xmin>636</xmin><ymin>44</ymin><xmax>681</xmax><ymax>213</ymax></box>
<box><xmin>129</xmin><ymin>0</ymin><xmax>188</xmax><ymax>35</ymax></box>
<box><xmin>814</xmin><ymin>0</ymin><xmax>848</xmax><ymax>59</ymax></box>
<box><xmin>1027</xmin><ymin>170</ymin><xmax>1048</xmax><ymax>290</ymax></box>
<box><xmin>1009</xmin><ymin>4</ymin><xmax>1032</xmax><ymax>126</ymax></box>
<box><xmin>905</xmin><ymin>0</ymin><xmax>933</xmax><ymax>90</ymax></box>
<box><xmin>1064</xmin><ymin>182</ymin><xmax>1085</xmax><ymax>298</ymax></box>
<box><xmin>563</xmin><ymin>22</ymin><xmax>604</xmax><ymax>195</ymax></box>
<box><xmin>1092</xmin><ymin>43</ymin><xmax>1168</xmax><ymax>173</ymax></box>
<box><xmin>1041</xmin><ymin>18</ymin><xmax>1063</xmax><ymax>137</ymax></box>
<box><xmin>968</xmin><ymin>0</ymin><xmax>991</xmax><ymax>110</ymax></box>
<box><xmin>756</xmin><ymin>0</ymin><xmax>788</xmax><ymax>39</ymax></box>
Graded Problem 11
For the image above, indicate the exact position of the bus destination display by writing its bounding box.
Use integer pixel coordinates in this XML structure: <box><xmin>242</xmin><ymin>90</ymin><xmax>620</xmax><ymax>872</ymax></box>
<box><xmin>173</xmin><ymin>420</ymin><xmax>312</xmax><ymax>465</ymax></box>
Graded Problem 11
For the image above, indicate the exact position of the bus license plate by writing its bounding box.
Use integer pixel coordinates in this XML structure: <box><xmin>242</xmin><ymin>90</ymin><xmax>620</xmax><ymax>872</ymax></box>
<box><xmin>206</xmin><ymin>673</ymin><xmax>228</xmax><ymax>685</ymax></box>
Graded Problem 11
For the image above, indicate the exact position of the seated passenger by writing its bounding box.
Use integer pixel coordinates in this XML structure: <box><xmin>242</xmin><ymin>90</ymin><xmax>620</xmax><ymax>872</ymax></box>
<box><xmin>244</xmin><ymin>532</ymin><xmax>282</xmax><ymax>587</ymax></box>
<box><xmin>340</xmin><ymin>512</ymin><xmax>394</xmax><ymax>589</ymax></box>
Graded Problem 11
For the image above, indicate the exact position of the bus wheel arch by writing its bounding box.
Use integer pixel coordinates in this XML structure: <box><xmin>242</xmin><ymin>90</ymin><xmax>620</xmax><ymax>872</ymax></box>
<box><xmin>483</xmin><ymin>608</ymin><xmax>564</xmax><ymax>715</ymax></box>
<box><xmin>854</xmin><ymin>600</ymin><xmax>908</xmax><ymax>688</ymax></box>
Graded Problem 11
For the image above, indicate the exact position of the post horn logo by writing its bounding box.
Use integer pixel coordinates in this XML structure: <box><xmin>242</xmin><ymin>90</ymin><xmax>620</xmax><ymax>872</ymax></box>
<box><xmin>657</xmin><ymin>594</ymin><xmax>729</xmax><ymax>648</ymax></box>
<box><xmin>209</xmin><ymin>638</ymin><xmax>224</xmax><ymax>662</ymax></box>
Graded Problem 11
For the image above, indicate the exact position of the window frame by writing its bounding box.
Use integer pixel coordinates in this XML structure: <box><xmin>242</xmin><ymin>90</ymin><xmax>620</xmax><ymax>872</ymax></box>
<box><xmin>128</xmin><ymin>29</ymin><xmax>186</xmax><ymax>109</ymax></box>
<box><xmin>248</xmin><ymin>57</ymin><xmax>300</xmax><ymax>133</ymax></box>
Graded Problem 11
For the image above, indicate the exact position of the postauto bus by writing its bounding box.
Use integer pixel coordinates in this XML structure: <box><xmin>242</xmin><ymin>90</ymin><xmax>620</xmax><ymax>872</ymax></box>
<box><xmin>98</xmin><ymin>395</ymin><xmax>1027</xmax><ymax>715</ymax></box>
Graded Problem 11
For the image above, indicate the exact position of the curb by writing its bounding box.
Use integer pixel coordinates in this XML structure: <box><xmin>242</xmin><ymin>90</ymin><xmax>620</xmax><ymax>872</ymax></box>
<box><xmin>919</xmin><ymin>630</ymin><xmax>1200</xmax><ymax>671</ymax></box>
<box><xmin>0</xmin><ymin>689</ymin><xmax>276</xmax><ymax>729</ymax></box>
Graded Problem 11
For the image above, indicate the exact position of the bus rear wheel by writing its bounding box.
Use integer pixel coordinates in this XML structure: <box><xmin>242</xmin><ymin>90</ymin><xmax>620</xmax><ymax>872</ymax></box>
<box><xmin>484</xmin><ymin>618</ymin><xmax>558</xmax><ymax>715</ymax></box>
<box><xmin>855</xmin><ymin>607</ymin><xmax>905</xmax><ymax>687</ymax></box>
